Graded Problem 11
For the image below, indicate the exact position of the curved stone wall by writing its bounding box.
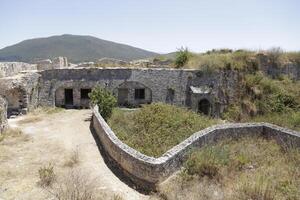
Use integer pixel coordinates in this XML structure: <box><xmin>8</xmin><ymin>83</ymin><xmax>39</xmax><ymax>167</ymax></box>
<box><xmin>92</xmin><ymin>106</ymin><xmax>300</xmax><ymax>188</ymax></box>
<box><xmin>0</xmin><ymin>96</ymin><xmax>8</xmax><ymax>133</ymax></box>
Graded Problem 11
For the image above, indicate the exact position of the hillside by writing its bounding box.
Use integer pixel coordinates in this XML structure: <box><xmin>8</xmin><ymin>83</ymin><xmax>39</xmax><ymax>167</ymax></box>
<box><xmin>0</xmin><ymin>34</ymin><xmax>158</xmax><ymax>63</ymax></box>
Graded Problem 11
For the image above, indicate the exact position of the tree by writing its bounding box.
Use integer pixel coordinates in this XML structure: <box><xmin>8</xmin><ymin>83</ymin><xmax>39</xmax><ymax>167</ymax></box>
<box><xmin>175</xmin><ymin>47</ymin><xmax>190</xmax><ymax>68</ymax></box>
<box><xmin>89</xmin><ymin>86</ymin><xmax>116</xmax><ymax>120</ymax></box>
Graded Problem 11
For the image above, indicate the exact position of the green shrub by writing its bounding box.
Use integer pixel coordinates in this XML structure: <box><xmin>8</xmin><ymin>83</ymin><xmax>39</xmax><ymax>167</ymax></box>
<box><xmin>175</xmin><ymin>47</ymin><xmax>191</xmax><ymax>68</ymax></box>
<box><xmin>108</xmin><ymin>103</ymin><xmax>219</xmax><ymax>157</ymax></box>
<box><xmin>89</xmin><ymin>86</ymin><xmax>117</xmax><ymax>120</ymax></box>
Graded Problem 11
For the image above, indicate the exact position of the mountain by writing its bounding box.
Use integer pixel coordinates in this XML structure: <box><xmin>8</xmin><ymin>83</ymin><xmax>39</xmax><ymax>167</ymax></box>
<box><xmin>0</xmin><ymin>34</ymin><xmax>159</xmax><ymax>63</ymax></box>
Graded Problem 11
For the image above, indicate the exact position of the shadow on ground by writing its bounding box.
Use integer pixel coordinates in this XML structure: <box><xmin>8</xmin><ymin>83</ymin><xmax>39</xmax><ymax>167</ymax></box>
<box><xmin>88</xmin><ymin>116</ymin><xmax>155</xmax><ymax>194</ymax></box>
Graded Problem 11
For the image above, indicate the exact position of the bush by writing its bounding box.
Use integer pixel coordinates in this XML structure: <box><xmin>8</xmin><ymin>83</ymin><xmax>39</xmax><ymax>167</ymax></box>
<box><xmin>183</xmin><ymin>146</ymin><xmax>229</xmax><ymax>179</ymax></box>
<box><xmin>38</xmin><ymin>163</ymin><xmax>56</xmax><ymax>187</ymax></box>
<box><xmin>108</xmin><ymin>103</ymin><xmax>219</xmax><ymax>157</ymax></box>
<box><xmin>48</xmin><ymin>169</ymin><xmax>97</xmax><ymax>200</ymax></box>
<box><xmin>175</xmin><ymin>47</ymin><xmax>191</xmax><ymax>68</ymax></box>
<box><xmin>89</xmin><ymin>86</ymin><xmax>117</xmax><ymax>120</ymax></box>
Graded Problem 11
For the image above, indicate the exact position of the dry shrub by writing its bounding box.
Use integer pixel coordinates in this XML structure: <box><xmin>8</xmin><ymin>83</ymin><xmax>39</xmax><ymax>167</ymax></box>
<box><xmin>47</xmin><ymin>169</ymin><xmax>98</xmax><ymax>200</ymax></box>
<box><xmin>38</xmin><ymin>163</ymin><xmax>56</xmax><ymax>187</ymax></box>
<box><xmin>17</xmin><ymin>116</ymin><xmax>42</xmax><ymax>124</ymax></box>
<box><xmin>237</xmin><ymin>179</ymin><xmax>275</xmax><ymax>200</ymax></box>
<box><xmin>64</xmin><ymin>148</ymin><xmax>80</xmax><ymax>168</ymax></box>
<box><xmin>0</xmin><ymin>128</ymin><xmax>29</xmax><ymax>143</ymax></box>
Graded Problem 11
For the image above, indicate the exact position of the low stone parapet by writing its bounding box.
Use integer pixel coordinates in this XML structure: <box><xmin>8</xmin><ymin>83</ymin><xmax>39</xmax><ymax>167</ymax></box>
<box><xmin>91</xmin><ymin>105</ymin><xmax>300</xmax><ymax>190</ymax></box>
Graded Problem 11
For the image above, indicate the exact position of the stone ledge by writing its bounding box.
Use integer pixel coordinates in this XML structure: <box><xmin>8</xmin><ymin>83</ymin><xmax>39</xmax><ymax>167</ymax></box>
<box><xmin>91</xmin><ymin>105</ymin><xmax>300</xmax><ymax>188</ymax></box>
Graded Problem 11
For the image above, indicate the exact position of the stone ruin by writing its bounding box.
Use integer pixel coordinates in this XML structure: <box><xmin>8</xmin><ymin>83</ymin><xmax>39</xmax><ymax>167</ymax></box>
<box><xmin>35</xmin><ymin>56</ymin><xmax>68</xmax><ymax>70</ymax></box>
<box><xmin>0</xmin><ymin>55</ymin><xmax>299</xmax><ymax>120</ymax></box>
<box><xmin>0</xmin><ymin>96</ymin><xmax>8</xmax><ymax>133</ymax></box>
<box><xmin>0</xmin><ymin>56</ymin><xmax>299</xmax><ymax>190</ymax></box>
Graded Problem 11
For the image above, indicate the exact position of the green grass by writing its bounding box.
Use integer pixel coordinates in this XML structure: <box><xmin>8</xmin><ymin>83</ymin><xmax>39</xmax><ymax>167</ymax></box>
<box><xmin>157</xmin><ymin>136</ymin><xmax>300</xmax><ymax>200</ymax></box>
<box><xmin>108</xmin><ymin>103</ymin><xmax>219</xmax><ymax>157</ymax></box>
<box><xmin>248</xmin><ymin>111</ymin><xmax>300</xmax><ymax>131</ymax></box>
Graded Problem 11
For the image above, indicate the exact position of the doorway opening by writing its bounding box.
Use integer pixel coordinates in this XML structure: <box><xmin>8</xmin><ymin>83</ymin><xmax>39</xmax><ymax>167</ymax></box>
<box><xmin>64</xmin><ymin>89</ymin><xmax>73</xmax><ymax>107</ymax></box>
<box><xmin>198</xmin><ymin>99</ymin><xmax>211</xmax><ymax>115</ymax></box>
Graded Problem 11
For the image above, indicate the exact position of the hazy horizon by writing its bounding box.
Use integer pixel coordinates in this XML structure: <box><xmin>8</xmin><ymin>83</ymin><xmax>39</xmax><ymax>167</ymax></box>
<box><xmin>1</xmin><ymin>0</ymin><xmax>299</xmax><ymax>53</ymax></box>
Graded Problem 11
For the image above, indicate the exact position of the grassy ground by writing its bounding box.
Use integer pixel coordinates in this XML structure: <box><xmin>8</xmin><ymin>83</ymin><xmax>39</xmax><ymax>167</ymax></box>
<box><xmin>108</xmin><ymin>103</ymin><xmax>219</xmax><ymax>157</ymax></box>
<box><xmin>156</xmin><ymin>136</ymin><xmax>300</xmax><ymax>200</ymax></box>
<box><xmin>222</xmin><ymin>72</ymin><xmax>300</xmax><ymax>131</ymax></box>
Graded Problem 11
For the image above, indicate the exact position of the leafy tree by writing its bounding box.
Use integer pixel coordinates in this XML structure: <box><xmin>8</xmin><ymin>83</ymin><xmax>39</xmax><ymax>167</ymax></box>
<box><xmin>89</xmin><ymin>86</ymin><xmax>116</xmax><ymax>120</ymax></box>
<box><xmin>175</xmin><ymin>47</ymin><xmax>190</xmax><ymax>68</ymax></box>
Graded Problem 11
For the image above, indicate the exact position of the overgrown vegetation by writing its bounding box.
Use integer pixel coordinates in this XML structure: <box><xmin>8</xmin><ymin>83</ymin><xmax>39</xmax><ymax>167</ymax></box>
<box><xmin>175</xmin><ymin>47</ymin><xmax>191</xmax><ymax>68</ymax></box>
<box><xmin>172</xmin><ymin>47</ymin><xmax>300</xmax><ymax>72</ymax></box>
<box><xmin>89</xmin><ymin>86</ymin><xmax>117</xmax><ymax>120</ymax></box>
<box><xmin>157</xmin><ymin>136</ymin><xmax>300</xmax><ymax>200</ymax></box>
<box><xmin>108</xmin><ymin>103</ymin><xmax>219</xmax><ymax>157</ymax></box>
<box><xmin>222</xmin><ymin>72</ymin><xmax>300</xmax><ymax>131</ymax></box>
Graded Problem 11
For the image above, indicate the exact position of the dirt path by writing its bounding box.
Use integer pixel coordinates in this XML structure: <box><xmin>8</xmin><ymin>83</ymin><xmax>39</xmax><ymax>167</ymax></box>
<box><xmin>0</xmin><ymin>109</ymin><xmax>149</xmax><ymax>200</ymax></box>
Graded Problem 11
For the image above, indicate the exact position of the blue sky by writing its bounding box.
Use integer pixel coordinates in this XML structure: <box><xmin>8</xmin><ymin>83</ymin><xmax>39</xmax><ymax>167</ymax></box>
<box><xmin>0</xmin><ymin>0</ymin><xmax>299</xmax><ymax>53</ymax></box>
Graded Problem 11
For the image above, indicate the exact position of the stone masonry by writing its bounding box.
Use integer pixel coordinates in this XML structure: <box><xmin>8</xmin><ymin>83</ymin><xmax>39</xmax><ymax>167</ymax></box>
<box><xmin>0</xmin><ymin>96</ymin><xmax>8</xmax><ymax>133</ymax></box>
<box><xmin>92</xmin><ymin>105</ymin><xmax>300</xmax><ymax>189</ymax></box>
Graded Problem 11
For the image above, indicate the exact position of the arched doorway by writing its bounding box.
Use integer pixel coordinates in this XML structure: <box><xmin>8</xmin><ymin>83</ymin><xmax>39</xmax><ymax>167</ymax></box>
<box><xmin>198</xmin><ymin>99</ymin><xmax>211</xmax><ymax>115</ymax></box>
<box><xmin>5</xmin><ymin>88</ymin><xmax>26</xmax><ymax>117</ymax></box>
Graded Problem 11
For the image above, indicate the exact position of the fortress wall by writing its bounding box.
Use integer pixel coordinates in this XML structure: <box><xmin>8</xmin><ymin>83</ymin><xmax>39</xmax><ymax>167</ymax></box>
<box><xmin>38</xmin><ymin>68</ymin><xmax>208</xmax><ymax>106</ymax></box>
<box><xmin>0</xmin><ymin>62</ymin><xmax>37</xmax><ymax>78</ymax></box>
<box><xmin>0</xmin><ymin>72</ymin><xmax>40</xmax><ymax>116</ymax></box>
<box><xmin>91</xmin><ymin>105</ymin><xmax>300</xmax><ymax>190</ymax></box>
<box><xmin>0</xmin><ymin>96</ymin><xmax>8</xmax><ymax>133</ymax></box>
<box><xmin>38</xmin><ymin>68</ymin><xmax>239</xmax><ymax>116</ymax></box>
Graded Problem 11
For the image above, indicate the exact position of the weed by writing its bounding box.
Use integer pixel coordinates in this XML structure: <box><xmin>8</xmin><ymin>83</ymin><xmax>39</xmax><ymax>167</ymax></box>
<box><xmin>47</xmin><ymin>169</ymin><xmax>97</xmax><ymax>200</ymax></box>
<box><xmin>38</xmin><ymin>163</ymin><xmax>56</xmax><ymax>187</ymax></box>
<box><xmin>64</xmin><ymin>148</ymin><xmax>80</xmax><ymax>168</ymax></box>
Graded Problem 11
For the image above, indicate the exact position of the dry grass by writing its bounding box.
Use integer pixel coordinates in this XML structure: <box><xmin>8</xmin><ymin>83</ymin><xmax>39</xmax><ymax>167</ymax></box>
<box><xmin>31</xmin><ymin>107</ymin><xmax>64</xmax><ymax>115</ymax></box>
<box><xmin>45</xmin><ymin>169</ymin><xmax>112</xmax><ymax>200</ymax></box>
<box><xmin>17</xmin><ymin>107</ymin><xmax>64</xmax><ymax>125</ymax></box>
<box><xmin>18</xmin><ymin>115</ymin><xmax>42</xmax><ymax>124</ymax></box>
<box><xmin>157</xmin><ymin>136</ymin><xmax>300</xmax><ymax>200</ymax></box>
<box><xmin>38</xmin><ymin>163</ymin><xmax>56</xmax><ymax>187</ymax></box>
<box><xmin>63</xmin><ymin>148</ymin><xmax>80</xmax><ymax>168</ymax></box>
<box><xmin>0</xmin><ymin>127</ymin><xmax>29</xmax><ymax>143</ymax></box>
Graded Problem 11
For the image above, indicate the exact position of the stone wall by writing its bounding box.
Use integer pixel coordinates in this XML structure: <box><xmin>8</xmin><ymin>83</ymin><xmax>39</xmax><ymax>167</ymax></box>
<box><xmin>38</xmin><ymin>68</ymin><xmax>239</xmax><ymax>116</ymax></box>
<box><xmin>0</xmin><ymin>96</ymin><xmax>8</xmax><ymax>133</ymax></box>
<box><xmin>91</xmin><ymin>105</ymin><xmax>300</xmax><ymax>189</ymax></box>
<box><xmin>0</xmin><ymin>72</ymin><xmax>40</xmax><ymax>117</ymax></box>
<box><xmin>0</xmin><ymin>62</ymin><xmax>37</xmax><ymax>78</ymax></box>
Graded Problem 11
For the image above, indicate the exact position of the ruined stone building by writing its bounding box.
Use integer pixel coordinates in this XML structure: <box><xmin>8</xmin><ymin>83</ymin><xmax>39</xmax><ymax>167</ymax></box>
<box><xmin>0</xmin><ymin>56</ymin><xmax>299</xmax><ymax>132</ymax></box>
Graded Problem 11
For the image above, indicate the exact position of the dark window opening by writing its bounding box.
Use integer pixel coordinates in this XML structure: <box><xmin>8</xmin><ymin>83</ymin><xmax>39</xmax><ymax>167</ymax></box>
<box><xmin>65</xmin><ymin>89</ymin><xmax>73</xmax><ymax>106</ymax></box>
<box><xmin>81</xmin><ymin>89</ymin><xmax>91</xmax><ymax>99</ymax></box>
<box><xmin>198</xmin><ymin>99</ymin><xmax>211</xmax><ymax>115</ymax></box>
<box><xmin>135</xmin><ymin>89</ymin><xmax>145</xmax><ymax>100</ymax></box>
<box><xmin>166</xmin><ymin>88</ymin><xmax>175</xmax><ymax>103</ymax></box>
